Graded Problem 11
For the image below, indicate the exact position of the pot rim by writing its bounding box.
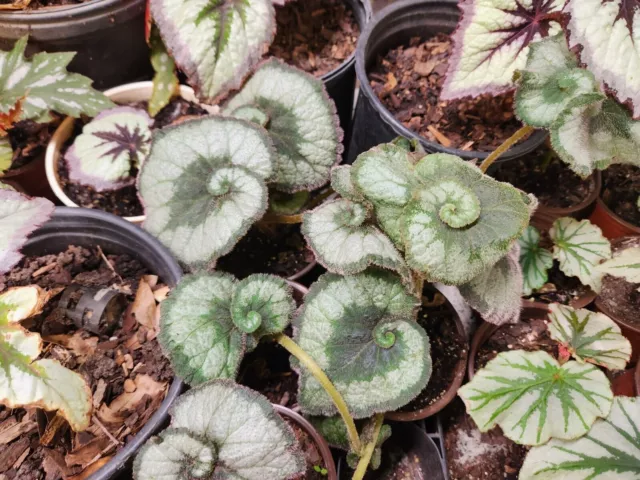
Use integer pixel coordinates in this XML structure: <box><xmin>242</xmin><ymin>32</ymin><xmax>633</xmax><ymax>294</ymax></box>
<box><xmin>0</xmin><ymin>0</ymin><xmax>142</xmax><ymax>20</ymax></box>
<box><xmin>354</xmin><ymin>0</ymin><xmax>547</xmax><ymax>161</ymax></box>
<box><xmin>535</xmin><ymin>170</ymin><xmax>602</xmax><ymax>216</ymax></box>
<box><xmin>594</xmin><ymin>196</ymin><xmax>640</xmax><ymax>235</ymax></box>
<box><xmin>45</xmin><ymin>81</ymin><xmax>202</xmax><ymax>224</ymax></box>
<box><xmin>273</xmin><ymin>404</ymin><xmax>338</xmax><ymax>480</ymax></box>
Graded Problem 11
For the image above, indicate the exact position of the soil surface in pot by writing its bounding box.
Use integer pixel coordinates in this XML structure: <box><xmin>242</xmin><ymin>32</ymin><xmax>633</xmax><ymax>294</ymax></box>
<box><xmin>282</xmin><ymin>417</ymin><xmax>328</xmax><ymax>480</ymax></box>
<box><xmin>369</xmin><ymin>34</ymin><xmax>522</xmax><ymax>152</ymax></box>
<box><xmin>395</xmin><ymin>296</ymin><xmax>466</xmax><ymax>413</ymax></box>
<box><xmin>601</xmin><ymin>164</ymin><xmax>640</xmax><ymax>227</ymax></box>
<box><xmin>524</xmin><ymin>263</ymin><xmax>592</xmax><ymax>306</ymax></box>
<box><xmin>339</xmin><ymin>440</ymin><xmax>427</xmax><ymax>480</ymax></box>
<box><xmin>476</xmin><ymin>317</ymin><xmax>557</xmax><ymax>372</ymax></box>
<box><xmin>19</xmin><ymin>0</ymin><xmax>85</xmax><ymax>9</ymax></box>
<box><xmin>443</xmin><ymin>399</ymin><xmax>526</xmax><ymax>480</ymax></box>
<box><xmin>0</xmin><ymin>245</ymin><xmax>172</xmax><ymax>479</ymax></box>
<box><xmin>4</xmin><ymin>114</ymin><xmax>63</xmax><ymax>172</ymax></box>
<box><xmin>57</xmin><ymin>97</ymin><xmax>208</xmax><ymax>217</ymax></box>
<box><xmin>269</xmin><ymin>0</ymin><xmax>360</xmax><ymax>77</ymax></box>
<box><xmin>494</xmin><ymin>152</ymin><xmax>594</xmax><ymax>209</ymax></box>
<box><xmin>217</xmin><ymin>223</ymin><xmax>314</xmax><ymax>280</ymax></box>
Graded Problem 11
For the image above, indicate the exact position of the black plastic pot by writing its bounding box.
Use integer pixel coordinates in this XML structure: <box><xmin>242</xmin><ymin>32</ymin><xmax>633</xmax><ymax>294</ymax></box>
<box><xmin>22</xmin><ymin>207</ymin><xmax>182</xmax><ymax>480</ymax></box>
<box><xmin>348</xmin><ymin>0</ymin><xmax>547</xmax><ymax>163</ymax></box>
<box><xmin>0</xmin><ymin>0</ymin><xmax>151</xmax><ymax>89</ymax></box>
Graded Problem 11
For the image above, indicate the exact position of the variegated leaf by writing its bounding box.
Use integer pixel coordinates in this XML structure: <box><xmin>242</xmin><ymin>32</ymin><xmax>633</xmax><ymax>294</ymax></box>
<box><xmin>150</xmin><ymin>0</ymin><xmax>275</xmax><ymax>103</ymax></box>
<box><xmin>134</xmin><ymin>380</ymin><xmax>305</xmax><ymax>480</ymax></box>
<box><xmin>550</xmin><ymin>217</ymin><xmax>612</xmax><ymax>293</ymax></box>
<box><xmin>149</xmin><ymin>26</ymin><xmax>179</xmax><ymax>116</ymax></box>
<box><xmin>458</xmin><ymin>350</ymin><xmax>613</xmax><ymax>446</ymax></box>
<box><xmin>442</xmin><ymin>0</ymin><xmax>564</xmax><ymax>100</ymax></box>
<box><xmin>301</xmin><ymin>199</ymin><xmax>410</xmax><ymax>282</ymax></box>
<box><xmin>460</xmin><ymin>244</ymin><xmax>523</xmax><ymax>325</ymax></box>
<box><xmin>0</xmin><ymin>137</ymin><xmax>12</xmax><ymax>173</ymax></box>
<box><xmin>140</xmin><ymin>116</ymin><xmax>275</xmax><ymax>268</ymax></box>
<box><xmin>519</xmin><ymin>225</ymin><xmax>554</xmax><ymax>296</ymax></box>
<box><xmin>520</xmin><ymin>396</ymin><xmax>640</xmax><ymax>480</ymax></box>
<box><xmin>0</xmin><ymin>189</ymin><xmax>54</xmax><ymax>275</ymax></box>
<box><xmin>330</xmin><ymin>165</ymin><xmax>365</xmax><ymax>204</ymax></box>
<box><xmin>548</xmin><ymin>304</ymin><xmax>632</xmax><ymax>371</ymax></box>
<box><xmin>596</xmin><ymin>246</ymin><xmax>640</xmax><ymax>285</ymax></box>
<box><xmin>224</xmin><ymin>59</ymin><xmax>342</xmax><ymax>193</ymax></box>
<box><xmin>0</xmin><ymin>36</ymin><xmax>114</xmax><ymax>122</ymax></box>
<box><xmin>65</xmin><ymin>107</ymin><xmax>152</xmax><ymax>191</ymax></box>
<box><xmin>566</xmin><ymin>0</ymin><xmax>640</xmax><ymax>119</ymax></box>
<box><xmin>294</xmin><ymin>271</ymin><xmax>430</xmax><ymax>419</ymax></box>
<box><xmin>515</xmin><ymin>34</ymin><xmax>599</xmax><ymax>127</ymax></box>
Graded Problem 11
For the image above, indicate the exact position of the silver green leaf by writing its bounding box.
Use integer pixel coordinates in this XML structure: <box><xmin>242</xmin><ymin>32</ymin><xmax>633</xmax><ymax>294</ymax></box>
<box><xmin>294</xmin><ymin>271</ymin><xmax>430</xmax><ymax>419</ymax></box>
<box><xmin>134</xmin><ymin>380</ymin><xmax>305</xmax><ymax>480</ymax></box>
<box><xmin>140</xmin><ymin>116</ymin><xmax>275</xmax><ymax>268</ymax></box>
<box><xmin>0</xmin><ymin>36</ymin><xmax>114</xmax><ymax>121</ymax></box>
<box><xmin>459</xmin><ymin>350</ymin><xmax>613</xmax><ymax>446</ymax></box>
<box><xmin>520</xmin><ymin>396</ymin><xmax>640</xmax><ymax>480</ymax></box>
<box><xmin>550</xmin><ymin>217</ymin><xmax>612</xmax><ymax>293</ymax></box>
<box><xmin>515</xmin><ymin>34</ymin><xmax>599</xmax><ymax>128</ymax></box>
<box><xmin>518</xmin><ymin>225</ymin><xmax>554</xmax><ymax>296</ymax></box>
<box><xmin>302</xmin><ymin>198</ymin><xmax>410</xmax><ymax>282</ymax></box>
<box><xmin>596</xmin><ymin>247</ymin><xmax>640</xmax><ymax>285</ymax></box>
<box><xmin>149</xmin><ymin>26</ymin><xmax>179</xmax><ymax>117</ymax></box>
<box><xmin>460</xmin><ymin>244</ymin><xmax>523</xmax><ymax>325</ymax></box>
<box><xmin>330</xmin><ymin>165</ymin><xmax>365</xmax><ymax>204</ymax></box>
<box><xmin>224</xmin><ymin>59</ymin><xmax>343</xmax><ymax>193</ymax></box>
<box><xmin>150</xmin><ymin>0</ymin><xmax>275</xmax><ymax>103</ymax></box>
<box><xmin>548</xmin><ymin>304</ymin><xmax>632</xmax><ymax>371</ymax></box>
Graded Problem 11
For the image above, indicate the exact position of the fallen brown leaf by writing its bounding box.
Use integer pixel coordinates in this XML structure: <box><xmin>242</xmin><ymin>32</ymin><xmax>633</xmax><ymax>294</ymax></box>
<box><xmin>131</xmin><ymin>278</ymin><xmax>157</xmax><ymax>331</ymax></box>
<box><xmin>152</xmin><ymin>285</ymin><xmax>170</xmax><ymax>303</ymax></box>
<box><xmin>65</xmin><ymin>436</ymin><xmax>111</xmax><ymax>468</ymax></box>
<box><xmin>44</xmin><ymin>331</ymin><xmax>98</xmax><ymax>360</ymax></box>
<box><xmin>67</xmin><ymin>456</ymin><xmax>112</xmax><ymax>480</ymax></box>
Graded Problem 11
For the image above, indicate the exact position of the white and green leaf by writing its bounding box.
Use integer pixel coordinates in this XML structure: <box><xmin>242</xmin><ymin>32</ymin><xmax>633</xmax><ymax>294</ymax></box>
<box><xmin>596</xmin><ymin>246</ymin><xmax>640</xmax><ymax>286</ymax></box>
<box><xmin>519</xmin><ymin>225</ymin><xmax>554</xmax><ymax>296</ymax></box>
<box><xmin>330</xmin><ymin>165</ymin><xmax>365</xmax><ymax>204</ymax></box>
<box><xmin>548</xmin><ymin>303</ymin><xmax>632</xmax><ymax>371</ymax></box>
<box><xmin>458</xmin><ymin>350</ymin><xmax>613</xmax><ymax>446</ymax></box>
<box><xmin>149</xmin><ymin>26</ymin><xmax>179</xmax><ymax>116</ymax></box>
<box><xmin>550</xmin><ymin>217</ymin><xmax>612</xmax><ymax>293</ymax></box>
<box><xmin>0</xmin><ymin>137</ymin><xmax>12</xmax><ymax>173</ymax></box>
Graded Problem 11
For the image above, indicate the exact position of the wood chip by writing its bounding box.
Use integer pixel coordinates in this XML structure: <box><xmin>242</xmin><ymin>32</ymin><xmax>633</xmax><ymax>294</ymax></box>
<box><xmin>384</xmin><ymin>72</ymin><xmax>398</xmax><ymax>92</ymax></box>
<box><xmin>40</xmin><ymin>414</ymin><xmax>69</xmax><ymax>447</ymax></box>
<box><xmin>93</xmin><ymin>379</ymin><xmax>107</xmax><ymax>410</ymax></box>
<box><xmin>0</xmin><ymin>415</ymin><xmax>37</xmax><ymax>445</ymax></box>
<box><xmin>123</xmin><ymin>379</ymin><xmax>136</xmax><ymax>393</ymax></box>
<box><xmin>11</xmin><ymin>446</ymin><xmax>29</xmax><ymax>470</ymax></box>
<box><xmin>66</xmin><ymin>437</ymin><xmax>111</xmax><ymax>468</ymax></box>
<box><xmin>414</xmin><ymin>59</ymin><xmax>436</xmax><ymax>77</ymax></box>
<box><xmin>427</xmin><ymin>125</ymin><xmax>453</xmax><ymax>147</ymax></box>
<box><xmin>32</xmin><ymin>263</ymin><xmax>57</xmax><ymax>278</ymax></box>
<box><xmin>0</xmin><ymin>437</ymin><xmax>29</xmax><ymax>471</ymax></box>
<box><xmin>98</xmin><ymin>375</ymin><xmax>167</xmax><ymax>426</ymax></box>
<box><xmin>131</xmin><ymin>277</ymin><xmax>157</xmax><ymax>331</ymax></box>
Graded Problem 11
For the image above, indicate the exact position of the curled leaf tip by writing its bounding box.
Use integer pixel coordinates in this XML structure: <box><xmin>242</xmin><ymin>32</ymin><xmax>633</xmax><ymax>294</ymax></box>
<box><xmin>434</xmin><ymin>181</ymin><xmax>481</xmax><ymax>228</ymax></box>
<box><xmin>373</xmin><ymin>324</ymin><xmax>396</xmax><ymax>349</ymax></box>
<box><xmin>238</xmin><ymin>310</ymin><xmax>263</xmax><ymax>334</ymax></box>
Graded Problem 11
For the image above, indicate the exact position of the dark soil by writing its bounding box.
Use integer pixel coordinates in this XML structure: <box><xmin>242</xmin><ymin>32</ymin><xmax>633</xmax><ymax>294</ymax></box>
<box><xmin>0</xmin><ymin>245</ymin><xmax>172</xmax><ymax>479</ymax></box>
<box><xmin>396</xmin><ymin>297</ymin><xmax>466</xmax><ymax>413</ymax></box>
<box><xmin>13</xmin><ymin>0</ymin><xmax>86</xmax><ymax>9</ymax></box>
<box><xmin>283</xmin><ymin>417</ymin><xmax>326</xmax><ymax>480</ymax></box>
<box><xmin>443</xmin><ymin>399</ymin><xmax>527</xmax><ymax>480</ymax></box>
<box><xmin>58</xmin><ymin>97</ymin><xmax>208</xmax><ymax>218</ymax></box>
<box><xmin>369</xmin><ymin>34</ymin><xmax>523</xmax><ymax>152</ymax></box>
<box><xmin>524</xmin><ymin>262</ymin><xmax>593</xmax><ymax>305</ymax></box>
<box><xmin>475</xmin><ymin>317</ymin><xmax>558</xmax><ymax>372</ymax></box>
<box><xmin>601</xmin><ymin>164</ymin><xmax>640</xmax><ymax>227</ymax></box>
<box><xmin>3</xmin><ymin>114</ymin><xmax>63</xmax><ymax>171</ymax></box>
<box><xmin>217</xmin><ymin>223</ymin><xmax>315</xmax><ymax>280</ymax></box>
<box><xmin>269</xmin><ymin>0</ymin><xmax>360</xmax><ymax>77</ymax></box>
<box><xmin>494</xmin><ymin>150</ymin><xmax>595</xmax><ymax>209</ymax></box>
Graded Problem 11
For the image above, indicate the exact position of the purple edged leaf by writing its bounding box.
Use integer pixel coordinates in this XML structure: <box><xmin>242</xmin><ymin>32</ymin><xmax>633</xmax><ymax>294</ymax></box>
<box><xmin>442</xmin><ymin>0</ymin><xmax>564</xmax><ymax>100</ymax></box>
<box><xmin>65</xmin><ymin>107</ymin><xmax>152</xmax><ymax>192</ymax></box>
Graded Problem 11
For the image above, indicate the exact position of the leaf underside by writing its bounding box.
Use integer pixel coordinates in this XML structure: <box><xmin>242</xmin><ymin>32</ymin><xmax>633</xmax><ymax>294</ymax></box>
<box><xmin>518</xmin><ymin>225</ymin><xmax>553</xmax><ymax>296</ymax></box>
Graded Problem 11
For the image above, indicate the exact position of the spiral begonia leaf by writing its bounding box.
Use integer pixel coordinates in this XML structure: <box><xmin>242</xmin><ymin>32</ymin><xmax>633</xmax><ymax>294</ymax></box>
<box><xmin>548</xmin><ymin>303</ymin><xmax>632</xmax><ymax>371</ymax></box>
<box><xmin>520</xmin><ymin>396</ymin><xmax>640</xmax><ymax>480</ymax></box>
<box><xmin>442</xmin><ymin>0</ymin><xmax>564</xmax><ymax>100</ymax></box>
<box><xmin>139</xmin><ymin>116</ymin><xmax>275</xmax><ymax>268</ymax></box>
<box><xmin>0</xmin><ymin>189</ymin><xmax>54</xmax><ymax>275</ymax></box>
<box><xmin>459</xmin><ymin>350</ymin><xmax>613</xmax><ymax>446</ymax></box>
<box><xmin>150</xmin><ymin>0</ymin><xmax>275</xmax><ymax>103</ymax></box>
<box><xmin>224</xmin><ymin>59</ymin><xmax>343</xmax><ymax>193</ymax></box>
<box><xmin>330</xmin><ymin>165</ymin><xmax>365</xmax><ymax>204</ymax></box>
<box><xmin>550</xmin><ymin>217</ymin><xmax>612</xmax><ymax>293</ymax></box>
<box><xmin>294</xmin><ymin>271</ymin><xmax>430</xmax><ymax>419</ymax></box>
<box><xmin>134</xmin><ymin>380</ymin><xmax>305</xmax><ymax>480</ymax></box>
<box><xmin>596</xmin><ymin>246</ymin><xmax>640</xmax><ymax>285</ymax></box>
<box><xmin>518</xmin><ymin>225</ymin><xmax>554</xmax><ymax>296</ymax></box>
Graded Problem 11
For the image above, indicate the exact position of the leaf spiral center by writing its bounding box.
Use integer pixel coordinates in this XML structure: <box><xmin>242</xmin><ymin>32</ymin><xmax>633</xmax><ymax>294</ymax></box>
<box><xmin>373</xmin><ymin>323</ymin><xmax>396</xmax><ymax>349</ymax></box>
<box><xmin>435</xmin><ymin>181</ymin><xmax>481</xmax><ymax>229</ymax></box>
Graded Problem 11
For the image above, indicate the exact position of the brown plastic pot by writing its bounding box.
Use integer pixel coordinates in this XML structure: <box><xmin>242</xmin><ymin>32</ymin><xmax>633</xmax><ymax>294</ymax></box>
<box><xmin>522</xmin><ymin>285</ymin><xmax>598</xmax><ymax>312</ymax></box>
<box><xmin>0</xmin><ymin>153</ymin><xmax>56</xmax><ymax>202</ymax></box>
<box><xmin>610</xmin><ymin>368</ymin><xmax>638</xmax><ymax>397</ymax></box>
<box><xmin>589</xmin><ymin>197</ymin><xmax>640</xmax><ymax>240</ymax></box>
<box><xmin>468</xmin><ymin>303</ymin><xmax>550</xmax><ymax>380</ymax></box>
<box><xmin>274</xmin><ymin>405</ymin><xmax>337</xmax><ymax>480</ymax></box>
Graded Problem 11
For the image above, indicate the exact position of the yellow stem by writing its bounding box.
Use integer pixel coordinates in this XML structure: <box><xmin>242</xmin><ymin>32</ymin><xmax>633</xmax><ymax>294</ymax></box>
<box><xmin>260</xmin><ymin>213</ymin><xmax>304</xmax><ymax>224</ymax></box>
<box><xmin>274</xmin><ymin>334</ymin><xmax>362</xmax><ymax>453</ymax></box>
<box><xmin>479</xmin><ymin>125</ymin><xmax>536</xmax><ymax>173</ymax></box>
<box><xmin>352</xmin><ymin>414</ymin><xmax>384</xmax><ymax>480</ymax></box>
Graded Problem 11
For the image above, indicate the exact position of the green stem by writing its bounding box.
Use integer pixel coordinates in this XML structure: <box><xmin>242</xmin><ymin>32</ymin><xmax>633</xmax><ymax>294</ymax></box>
<box><xmin>274</xmin><ymin>334</ymin><xmax>362</xmax><ymax>454</ymax></box>
<box><xmin>479</xmin><ymin>125</ymin><xmax>536</xmax><ymax>173</ymax></box>
<box><xmin>352</xmin><ymin>414</ymin><xmax>384</xmax><ymax>480</ymax></box>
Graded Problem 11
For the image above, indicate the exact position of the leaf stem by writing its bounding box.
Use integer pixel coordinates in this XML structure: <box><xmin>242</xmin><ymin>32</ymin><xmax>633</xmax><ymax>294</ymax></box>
<box><xmin>479</xmin><ymin>125</ymin><xmax>536</xmax><ymax>173</ymax></box>
<box><xmin>352</xmin><ymin>414</ymin><xmax>384</xmax><ymax>480</ymax></box>
<box><xmin>274</xmin><ymin>333</ymin><xmax>362</xmax><ymax>453</ymax></box>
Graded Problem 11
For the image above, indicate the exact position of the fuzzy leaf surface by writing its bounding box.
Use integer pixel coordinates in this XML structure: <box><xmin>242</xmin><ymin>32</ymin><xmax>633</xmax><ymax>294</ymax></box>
<box><xmin>134</xmin><ymin>380</ymin><xmax>305</xmax><ymax>480</ymax></box>
<box><xmin>224</xmin><ymin>59</ymin><xmax>342</xmax><ymax>193</ymax></box>
<box><xmin>596</xmin><ymin>246</ymin><xmax>640</xmax><ymax>285</ymax></box>
<box><xmin>519</xmin><ymin>225</ymin><xmax>553</xmax><ymax>295</ymax></box>
<box><xmin>520</xmin><ymin>396</ymin><xmax>640</xmax><ymax>479</ymax></box>
<box><xmin>550</xmin><ymin>217</ymin><xmax>611</xmax><ymax>293</ymax></box>
<box><xmin>459</xmin><ymin>350</ymin><xmax>613</xmax><ymax>446</ymax></box>
<box><xmin>442</xmin><ymin>0</ymin><xmax>564</xmax><ymax>99</ymax></box>
<box><xmin>0</xmin><ymin>189</ymin><xmax>54</xmax><ymax>274</ymax></box>
<box><xmin>548</xmin><ymin>304</ymin><xmax>632</xmax><ymax>371</ymax></box>
<box><xmin>0</xmin><ymin>36</ymin><xmax>113</xmax><ymax>121</ymax></box>
<box><xmin>149</xmin><ymin>26</ymin><xmax>179</xmax><ymax>116</ymax></box>
<box><xmin>66</xmin><ymin>107</ymin><xmax>152</xmax><ymax>191</ymax></box>
<box><xmin>294</xmin><ymin>271</ymin><xmax>430</xmax><ymax>419</ymax></box>
<box><xmin>330</xmin><ymin>165</ymin><xmax>365</xmax><ymax>204</ymax></box>
<box><xmin>150</xmin><ymin>0</ymin><xmax>275</xmax><ymax>103</ymax></box>
<box><xmin>139</xmin><ymin>116</ymin><xmax>275</xmax><ymax>268</ymax></box>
